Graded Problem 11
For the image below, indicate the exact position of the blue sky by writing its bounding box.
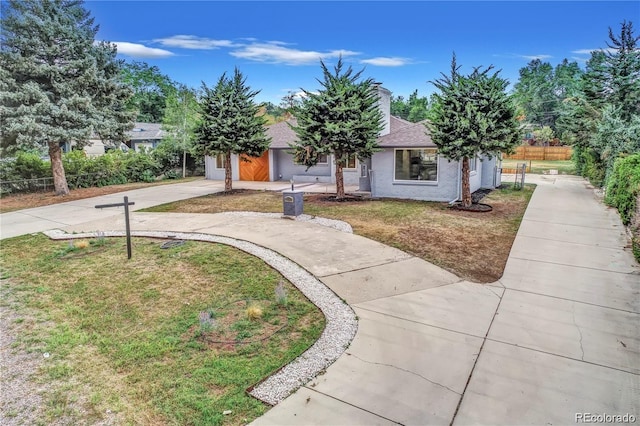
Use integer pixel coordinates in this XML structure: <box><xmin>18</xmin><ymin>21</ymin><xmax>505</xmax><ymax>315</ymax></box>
<box><xmin>86</xmin><ymin>1</ymin><xmax>639</xmax><ymax>104</ymax></box>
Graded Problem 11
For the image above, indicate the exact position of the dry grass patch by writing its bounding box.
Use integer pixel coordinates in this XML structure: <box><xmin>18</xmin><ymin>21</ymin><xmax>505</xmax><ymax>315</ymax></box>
<box><xmin>144</xmin><ymin>185</ymin><xmax>534</xmax><ymax>282</ymax></box>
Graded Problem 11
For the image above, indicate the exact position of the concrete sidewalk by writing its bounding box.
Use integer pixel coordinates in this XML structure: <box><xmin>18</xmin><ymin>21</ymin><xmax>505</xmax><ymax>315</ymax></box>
<box><xmin>1</xmin><ymin>175</ymin><xmax>638</xmax><ymax>424</ymax></box>
<box><xmin>0</xmin><ymin>178</ymin><xmax>358</xmax><ymax>240</ymax></box>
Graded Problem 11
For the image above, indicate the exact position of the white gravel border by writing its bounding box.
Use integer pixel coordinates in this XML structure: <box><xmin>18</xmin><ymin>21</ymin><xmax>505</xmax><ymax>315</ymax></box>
<box><xmin>42</xmin><ymin>228</ymin><xmax>358</xmax><ymax>406</ymax></box>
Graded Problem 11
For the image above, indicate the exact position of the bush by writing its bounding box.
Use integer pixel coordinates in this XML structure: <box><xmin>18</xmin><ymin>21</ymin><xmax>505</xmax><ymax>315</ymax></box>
<box><xmin>575</xmin><ymin>147</ymin><xmax>605</xmax><ymax>187</ymax></box>
<box><xmin>605</xmin><ymin>153</ymin><xmax>640</xmax><ymax>262</ymax></box>
<box><xmin>605</xmin><ymin>154</ymin><xmax>640</xmax><ymax>225</ymax></box>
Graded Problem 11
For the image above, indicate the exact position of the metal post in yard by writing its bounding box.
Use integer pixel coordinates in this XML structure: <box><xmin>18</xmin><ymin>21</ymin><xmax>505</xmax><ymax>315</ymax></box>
<box><xmin>95</xmin><ymin>196</ymin><xmax>135</xmax><ymax>259</ymax></box>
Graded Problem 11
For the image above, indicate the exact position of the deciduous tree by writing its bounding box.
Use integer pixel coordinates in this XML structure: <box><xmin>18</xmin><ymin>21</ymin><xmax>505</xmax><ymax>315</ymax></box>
<box><xmin>162</xmin><ymin>84</ymin><xmax>199</xmax><ymax>177</ymax></box>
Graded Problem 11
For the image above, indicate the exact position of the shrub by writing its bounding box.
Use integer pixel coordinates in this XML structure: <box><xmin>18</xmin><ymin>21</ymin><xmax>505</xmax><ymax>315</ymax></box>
<box><xmin>605</xmin><ymin>154</ymin><xmax>640</xmax><ymax>225</ymax></box>
<box><xmin>605</xmin><ymin>153</ymin><xmax>640</xmax><ymax>262</ymax></box>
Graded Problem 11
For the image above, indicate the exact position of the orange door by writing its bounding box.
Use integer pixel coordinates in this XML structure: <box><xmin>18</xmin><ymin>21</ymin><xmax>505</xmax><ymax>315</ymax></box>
<box><xmin>239</xmin><ymin>150</ymin><xmax>270</xmax><ymax>181</ymax></box>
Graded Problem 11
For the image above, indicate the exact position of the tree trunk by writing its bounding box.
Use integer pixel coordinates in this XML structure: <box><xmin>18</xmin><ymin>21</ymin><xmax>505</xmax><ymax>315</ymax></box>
<box><xmin>49</xmin><ymin>142</ymin><xmax>69</xmax><ymax>196</ymax></box>
<box><xmin>461</xmin><ymin>156</ymin><xmax>471</xmax><ymax>208</ymax></box>
<box><xmin>182</xmin><ymin>149</ymin><xmax>187</xmax><ymax>178</ymax></box>
<box><xmin>335</xmin><ymin>161</ymin><xmax>345</xmax><ymax>199</ymax></box>
<box><xmin>224</xmin><ymin>151</ymin><xmax>232</xmax><ymax>191</ymax></box>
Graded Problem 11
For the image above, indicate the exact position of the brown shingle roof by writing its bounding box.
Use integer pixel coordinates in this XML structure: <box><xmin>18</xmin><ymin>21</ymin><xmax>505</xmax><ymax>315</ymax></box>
<box><xmin>389</xmin><ymin>116</ymin><xmax>413</xmax><ymax>133</ymax></box>
<box><xmin>265</xmin><ymin>117</ymin><xmax>434</xmax><ymax>149</ymax></box>
<box><xmin>378</xmin><ymin>120</ymin><xmax>434</xmax><ymax>147</ymax></box>
<box><xmin>266</xmin><ymin>118</ymin><xmax>298</xmax><ymax>148</ymax></box>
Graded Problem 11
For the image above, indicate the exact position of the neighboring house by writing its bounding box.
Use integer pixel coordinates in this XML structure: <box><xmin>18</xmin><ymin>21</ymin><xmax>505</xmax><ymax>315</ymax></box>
<box><xmin>125</xmin><ymin>123</ymin><xmax>166</xmax><ymax>152</ymax></box>
<box><xmin>204</xmin><ymin>87</ymin><xmax>502</xmax><ymax>202</ymax></box>
<box><xmin>79</xmin><ymin>123</ymin><xmax>165</xmax><ymax>156</ymax></box>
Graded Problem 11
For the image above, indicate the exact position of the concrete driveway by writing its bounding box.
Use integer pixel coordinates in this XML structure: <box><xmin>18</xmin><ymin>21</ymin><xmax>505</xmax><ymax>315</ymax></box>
<box><xmin>1</xmin><ymin>175</ymin><xmax>638</xmax><ymax>424</ymax></box>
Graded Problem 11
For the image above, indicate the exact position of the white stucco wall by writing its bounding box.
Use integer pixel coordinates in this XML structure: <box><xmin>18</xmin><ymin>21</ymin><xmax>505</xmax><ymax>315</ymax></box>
<box><xmin>204</xmin><ymin>154</ymin><xmax>239</xmax><ymax>181</ymax></box>
<box><xmin>480</xmin><ymin>155</ymin><xmax>499</xmax><ymax>188</ymax></box>
<box><xmin>370</xmin><ymin>149</ymin><xmax>460</xmax><ymax>201</ymax></box>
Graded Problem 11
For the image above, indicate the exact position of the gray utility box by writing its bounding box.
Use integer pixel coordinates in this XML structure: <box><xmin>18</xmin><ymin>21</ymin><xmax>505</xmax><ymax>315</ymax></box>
<box><xmin>283</xmin><ymin>190</ymin><xmax>304</xmax><ymax>216</ymax></box>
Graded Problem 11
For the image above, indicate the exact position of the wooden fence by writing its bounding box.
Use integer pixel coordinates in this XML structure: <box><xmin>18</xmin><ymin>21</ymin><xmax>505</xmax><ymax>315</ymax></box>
<box><xmin>504</xmin><ymin>146</ymin><xmax>573</xmax><ymax>161</ymax></box>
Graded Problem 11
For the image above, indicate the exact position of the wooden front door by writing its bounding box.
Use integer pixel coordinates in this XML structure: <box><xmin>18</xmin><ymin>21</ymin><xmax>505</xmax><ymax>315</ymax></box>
<box><xmin>239</xmin><ymin>150</ymin><xmax>270</xmax><ymax>181</ymax></box>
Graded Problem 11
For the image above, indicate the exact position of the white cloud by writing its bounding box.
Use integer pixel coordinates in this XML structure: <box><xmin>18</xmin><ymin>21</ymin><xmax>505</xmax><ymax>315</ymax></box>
<box><xmin>360</xmin><ymin>57</ymin><xmax>410</xmax><ymax>67</ymax></box>
<box><xmin>519</xmin><ymin>54</ymin><xmax>553</xmax><ymax>61</ymax></box>
<box><xmin>153</xmin><ymin>35</ymin><xmax>236</xmax><ymax>50</ymax></box>
<box><xmin>113</xmin><ymin>42</ymin><xmax>174</xmax><ymax>58</ymax></box>
<box><xmin>230</xmin><ymin>42</ymin><xmax>359</xmax><ymax>65</ymax></box>
<box><xmin>572</xmin><ymin>48</ymin><xmax>617</xmax><ymax>55</ymax></box>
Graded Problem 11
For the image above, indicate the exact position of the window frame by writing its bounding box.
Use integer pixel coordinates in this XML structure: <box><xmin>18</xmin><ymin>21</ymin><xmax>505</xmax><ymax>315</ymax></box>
<box><xmin>215</xmin><ymin>153</ymin><xmax>226</xmax><ymax>169</ymax></box>
<box><xmin>469</xmin><ymin>156</ymin><xmax>477</xmax><ymax>174</ymax></box>
<box><xmin>393</xmin><ymin>148</ymin><xmax>439</xmax><ymax>184</ymax></box>
<box><xmin>342</xmin><ymin>153</ymin><xmax>357</xmax><ymax>170</ymax></box>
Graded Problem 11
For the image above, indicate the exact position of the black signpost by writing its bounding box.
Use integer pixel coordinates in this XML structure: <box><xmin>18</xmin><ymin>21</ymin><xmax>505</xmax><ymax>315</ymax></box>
<box><xmin>95</xmin><ymin>196</ymin><xmax>135</xmax><ymax>259</ymax></box>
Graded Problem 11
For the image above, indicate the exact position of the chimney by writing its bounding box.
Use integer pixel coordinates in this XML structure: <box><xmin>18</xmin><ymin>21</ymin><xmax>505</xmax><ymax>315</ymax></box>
<box><xmin>373</xmin><ymin>82</ymin><xmax>391</xmax><ymax>136</ymax></box>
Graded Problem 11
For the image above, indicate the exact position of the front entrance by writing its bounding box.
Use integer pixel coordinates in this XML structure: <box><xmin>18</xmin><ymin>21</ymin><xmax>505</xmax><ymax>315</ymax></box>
<box><xmin>239</xmin><ymin>150</ymin><xmax>270</xmax><ymax>181</ymax></box>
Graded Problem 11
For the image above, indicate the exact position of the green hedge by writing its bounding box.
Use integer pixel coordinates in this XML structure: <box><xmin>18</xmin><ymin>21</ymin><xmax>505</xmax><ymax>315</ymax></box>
<box><xmin>1</xmin><ymin>149</ymin><xmax>186</xmax><ymax>194</ymax></box>
<box><xmin>605</xmin><ymin>153</ymin><xmax>640</xmax><ymax>262</ymax></box>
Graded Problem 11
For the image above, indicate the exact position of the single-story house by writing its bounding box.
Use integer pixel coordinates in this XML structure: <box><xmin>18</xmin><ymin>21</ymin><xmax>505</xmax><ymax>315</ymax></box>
<box><xmin>204</xmin><ymin>86</ymin><xmax>502</xmax><ymax>202</ymax></box>
<box><xmin>79</xmin><ymin>123</ymin><xmax>166</xmax><ymax>156</ymax></box>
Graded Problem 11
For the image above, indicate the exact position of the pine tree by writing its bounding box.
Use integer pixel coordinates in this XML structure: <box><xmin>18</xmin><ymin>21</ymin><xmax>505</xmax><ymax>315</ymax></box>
<box><xmin>195</xmin><ymin>68</ymin><xmax>270</xmax><ymax>191</ymax></box>
<box><xmin>0</xmin><ymin>0</ymin><xmax>133</xmax><ymax>195</ymax></box>
<box><xmin>428</xmin><ymin>55</ymin><xmax>521</xmax><ymax>208</ymax></box>
<box><xmin>604</xmin><ymin>20</ymin><xmax>640</xmax><ymax>121</ymax></box>
<box><xmin>290</xmin><ymin>58</ymin><xmax>383</xmax><ymax>199</ymax></box>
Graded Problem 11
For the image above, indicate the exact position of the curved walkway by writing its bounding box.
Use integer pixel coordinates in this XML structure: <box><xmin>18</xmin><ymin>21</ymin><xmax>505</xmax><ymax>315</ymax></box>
<box><xmin>2</xmin><ymin>175</ymin><xmax>638</xmax><ymax>424</ymax></box>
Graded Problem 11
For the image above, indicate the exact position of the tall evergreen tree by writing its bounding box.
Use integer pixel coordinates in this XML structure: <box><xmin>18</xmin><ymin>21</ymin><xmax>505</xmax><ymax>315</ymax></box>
<box><xmin>559</xmin><ymin>21</ymin><xmax>639</xmax><ymax>183</ymax></box>
<box><xmin>195</xmin><ymin>68</ymin><xmax>270</xmax><ymax>191</ymax></box>
<box><xmin>604</xmin><ymin>20</ymin><xmax>640</xmax><ymax>120</ymax></box>
<box><xmin>0</xmin><ymin>0</ymin><xmax>133</xmax><ymax>195</ymax></box>
<box><xmin>290</xmin><ymin>58</ymin><xmax>383</xmax><ymax>199</ymax></box>
<box><xmin>429</xmin><ymin>55</ymin><xmax>521</xmax><ymax>208</ymax></box>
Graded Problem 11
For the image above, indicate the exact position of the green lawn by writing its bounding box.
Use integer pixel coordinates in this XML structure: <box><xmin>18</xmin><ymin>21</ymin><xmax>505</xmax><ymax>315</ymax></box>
<box><xmin>502</xmin><ymin>159</ymin><xmax>576</xmax><ymax>175</ymax></box>
<box><xmin>0</xmin><ymin>235</ymin><xmax>324</xmax><ymax>425</ymax></box>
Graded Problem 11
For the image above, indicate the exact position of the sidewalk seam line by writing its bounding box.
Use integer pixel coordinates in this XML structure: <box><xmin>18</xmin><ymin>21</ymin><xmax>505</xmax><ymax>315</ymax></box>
<box><xmin>484</xmin><ymin>338</ymin><xmax>639</xmax><ymax>376</ymax></box>
<box><xmin>501</xmin><ymin>287</ymin><xmax>639</xmax><ymax>315</ymax></box>
<box><xmin>509</xmin><ymin>256</ymin><xmax>639</xmax><ymax>275</ymax></box>
<box><xmin>353</xmin><ymin>306</ymin><xmax>485</xmax><ymax>340</ymax></box>
<box><xmin>302</xmin><ymin>387</ymin><xmax>404</xmax><ymax>425</ymax></box>
<box><xmin>316</xmin><ymin>256</ymin><xmax>416</xmax><ymax>278</ymax></box>
<box><xmin>515</xmin><ymin>234</ymin><xmax>632</xmax><ymax>251</ymax></box>
<box><xmin>344</xmin><ymin>351</ymin><xmax>461</xmax><ymax>395</ymax></box>
<box><xmin>449</xmin><ymin>285</ymin><xmax>505</xmax><ymax>426</ymax></box>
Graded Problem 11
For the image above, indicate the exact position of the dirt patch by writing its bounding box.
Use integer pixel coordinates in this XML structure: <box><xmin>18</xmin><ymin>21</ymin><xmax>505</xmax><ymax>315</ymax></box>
<box><xmin>305</xmin><ymin>194</ymin><xmax>369</xmax><ymax>204</ymax></box>
<box><xmin>183</xmin><ymin>300</ymin><xmax>289</xmax><ymax>351</ymax></box>
<box><xmin>449</xmin><ymin>203</ymin><xmax>493</xmax><ymax>212</ymax></box>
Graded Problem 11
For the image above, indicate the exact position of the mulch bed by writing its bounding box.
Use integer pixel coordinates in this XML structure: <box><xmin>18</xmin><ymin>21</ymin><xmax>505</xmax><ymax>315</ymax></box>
<box><xmin>449</xmin><ymin>189</ymin><xmax>494</xmax><ymax>212</ymax></box>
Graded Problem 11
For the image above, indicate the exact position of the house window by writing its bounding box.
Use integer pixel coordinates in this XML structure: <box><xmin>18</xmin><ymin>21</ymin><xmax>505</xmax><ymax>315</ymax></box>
<box><xmin>342</xmin><ymin>153</ymin><xmax>357</xmax><ymax>169</ymax></box>
<box><xmin>469</xmin><ymin>157</ymin><xmax>477</xmax><ymax>173</ymax></box>
<box><xmin>394</xmin><ymin>148</ymin><xmax>438</xmax><ymax>182</ymax></box>
<box><xmin>215</xmin><ymin>153</ymin><xmax>226</xmax><ymax>169</ymax></box>
<box><xmin>317</xmin><ymin>154</ymin><xmax>328</xmax><ymax>164</ymax></box>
